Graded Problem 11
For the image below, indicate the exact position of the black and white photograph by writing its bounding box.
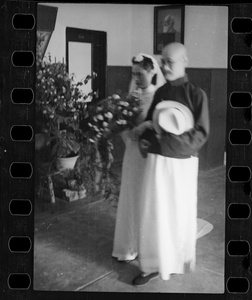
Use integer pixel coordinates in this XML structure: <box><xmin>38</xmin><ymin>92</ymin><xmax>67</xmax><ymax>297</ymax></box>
<box><xmin>34</xmin><ymin>3</ymin><xmax>228</xmax><ymax>293</ymax></box>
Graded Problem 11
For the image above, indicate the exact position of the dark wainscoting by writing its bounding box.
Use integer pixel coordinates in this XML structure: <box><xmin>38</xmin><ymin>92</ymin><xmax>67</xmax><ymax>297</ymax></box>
<box><xmin>187</xmin><ymin>68</ymin><xmax>227</xmax><ymax>170</ymax></box>
<box><xmin>107</xmin><ymin>66</ymin><xmax>227</xmax><ymax>171</ymax></box>
<box><xmin>106</xmin><ymin>66</ymin><xmax>132</xmax><ymax>97</ymax></box>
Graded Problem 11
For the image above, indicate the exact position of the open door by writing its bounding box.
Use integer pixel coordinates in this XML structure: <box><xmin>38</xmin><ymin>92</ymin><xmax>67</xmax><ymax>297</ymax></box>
<box><xmin>66</xmin><ymin>27</ymin><xmax>107</xmax><ymax>101</ymax></box>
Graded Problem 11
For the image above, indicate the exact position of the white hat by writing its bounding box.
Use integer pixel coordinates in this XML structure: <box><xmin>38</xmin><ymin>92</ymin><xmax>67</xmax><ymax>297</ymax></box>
<box><xmin>152</xmin><ymin>101</ymin><xmax>194</xmax><ymax>135</ymax></box>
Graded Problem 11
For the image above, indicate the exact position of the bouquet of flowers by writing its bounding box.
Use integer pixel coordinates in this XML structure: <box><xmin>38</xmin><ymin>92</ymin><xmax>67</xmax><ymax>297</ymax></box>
<box><xmin>87</xmin><ymin>92</ymin><xmax>142</xmax><ymax>143</ymax></box>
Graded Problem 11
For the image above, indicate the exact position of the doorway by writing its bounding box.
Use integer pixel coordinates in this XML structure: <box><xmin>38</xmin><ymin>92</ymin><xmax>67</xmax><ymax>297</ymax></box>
<box><xmin>66</xmin><ymin>27</ymin><xmax>107</xmax><ymax>101</ymax></box>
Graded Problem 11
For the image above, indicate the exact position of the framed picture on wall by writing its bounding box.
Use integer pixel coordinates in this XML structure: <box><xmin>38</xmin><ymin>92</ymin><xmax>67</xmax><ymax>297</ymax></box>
<box><xmin>36</xmin><ymin>31</ymin><xmax>52</xmax><ymax>59</ymax></box>
<box><xmin>154</xmin><ymin>5</ymin><xmax>185</xmax><ymax>54</ymax></box>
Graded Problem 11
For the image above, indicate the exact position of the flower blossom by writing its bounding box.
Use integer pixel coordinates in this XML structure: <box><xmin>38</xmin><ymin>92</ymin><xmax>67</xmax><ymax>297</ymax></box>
<box><xmin>116</xmin><ymin>119</ymin><xmax>127</xmax><ymax>125</ymax></box>
<box><xmin>84</xmin><ymin>98</ymin><xmax>92</xmax><ymax>103</ymax></box>
<box><xmin>112</xmin><ymin>94</ymin><xmax>120</xmax><ymax>100</ymax></box>
<box><xmin>97</xmin><ymin>114</ymin><xmax>104</xmax><ymax>121</ymax></box>
<box><xmin>106</xmin><ymin>112</ymin><xmax>113</xmax><ymax>119</ymax></box>
<box><xmin>119</xmin><ymin>101</ymin><xmax>129</xmax><ymax>107</ymax></box>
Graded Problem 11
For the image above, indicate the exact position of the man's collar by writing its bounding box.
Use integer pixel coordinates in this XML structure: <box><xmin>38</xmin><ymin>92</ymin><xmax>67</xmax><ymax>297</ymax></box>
<box><xmin>168</xmin><ymin>74</ymin><xmax>188</xmax><ymax>86</ymax></box>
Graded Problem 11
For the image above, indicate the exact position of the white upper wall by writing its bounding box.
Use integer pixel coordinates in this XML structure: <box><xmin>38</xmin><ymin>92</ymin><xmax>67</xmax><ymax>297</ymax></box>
<box><xmin>184</xmin><ymin>5</ymin><xmax>228</xmax><ymax>68</ymax></box>
<box><xmin>130</xmin><ymin>5</ymin><xmax>154</xmax><ymax>60</ymax></box>
<box><xmin>43</xmin><ymin>3</ymin><xmax>228</xmax><ymax>68</ymax></box>
<box><xmin>43</xmin><ymin>3</ymin><xmax>132</xmax><ymax>65</ymax></box>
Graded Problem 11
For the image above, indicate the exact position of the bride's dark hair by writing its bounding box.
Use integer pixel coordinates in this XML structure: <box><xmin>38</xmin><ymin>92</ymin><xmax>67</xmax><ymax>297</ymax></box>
<box><xmin>132</xmin><ymin>55</ymin><xmax>154</xmax><ymax>71</ymax></box>
<box><xmin>131</xmin><ymin>55</ymin><xmax>157</xmax><ymax>85</ymax></box>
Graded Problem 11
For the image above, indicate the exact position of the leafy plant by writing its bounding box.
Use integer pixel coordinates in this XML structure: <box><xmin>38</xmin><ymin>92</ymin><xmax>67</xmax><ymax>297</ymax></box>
<box><xmin>50</xmin><ymin>129</ymin><xmax>81</xmax><ymax>158</ymax></box>
<box><xmin>36</xmin><ymin>54</ymin><xmax>97</xmax><ymax>158</ymax></box>
<box><xmin>35</xmin><ymin>54</ymin><xmax>122</xmax><ymax>199</ymax></box>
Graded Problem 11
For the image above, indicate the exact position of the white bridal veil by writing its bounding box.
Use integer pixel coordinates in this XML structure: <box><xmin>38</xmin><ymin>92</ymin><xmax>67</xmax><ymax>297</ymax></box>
<box><xmin>129</xmin><ymin>53</ymin><xmax>166</xmax><ymax>94</ymax></box>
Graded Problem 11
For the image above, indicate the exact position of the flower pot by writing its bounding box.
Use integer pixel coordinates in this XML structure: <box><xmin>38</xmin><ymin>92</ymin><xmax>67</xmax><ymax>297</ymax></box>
<box><xmin>62</xmin><ymin>187</ymin><xmax>87</xmax><ymax>202</ymax></box>
<box><xmin>56</xmin><ymin>155</ymin><xmax>79</xmax><ymax>170</ymax></box>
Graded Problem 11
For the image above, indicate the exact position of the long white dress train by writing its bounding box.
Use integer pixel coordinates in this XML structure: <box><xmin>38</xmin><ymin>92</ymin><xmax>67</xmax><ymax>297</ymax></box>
<box><xmin>112</xmin><ymin>85</ymin><xmax>156</xmax><ymax>261</ymax></box>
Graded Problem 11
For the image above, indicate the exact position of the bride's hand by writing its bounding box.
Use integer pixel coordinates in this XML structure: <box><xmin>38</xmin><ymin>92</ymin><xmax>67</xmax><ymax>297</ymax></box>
<box><xmin>140</xmin><ymin>120</ymin><xmax>153</xmax><ymax>131</ymax></box>
<box><xmin>130</xmin><ymin>121</ymin><xmax>153</xmax><ymax>141</ymax></box>
<box><xmin>131</xmin><ymin>90</ymin><xmax>141</xmax><ymax>99</ymax></box>
<box><xmin>138</xmin><ymin>139</ymin><xmax>151</xmax><ymax>158</ymax></box>
<box><xmin>130</xmin><ymin>128</ymin><xmax>140</xmax><ymax>141</ymax></box>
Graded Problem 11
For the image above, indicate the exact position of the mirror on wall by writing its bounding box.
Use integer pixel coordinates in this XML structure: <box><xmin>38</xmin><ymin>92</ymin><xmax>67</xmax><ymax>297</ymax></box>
<box><xmin>66</xmin><ymin>27</ymin><xmax>107</xmax><ymax>100</ymax></box>
<box><xmin>68</xmin><ymin>41</ymin><xmax>92</xmax><ymax>95</ymax></box>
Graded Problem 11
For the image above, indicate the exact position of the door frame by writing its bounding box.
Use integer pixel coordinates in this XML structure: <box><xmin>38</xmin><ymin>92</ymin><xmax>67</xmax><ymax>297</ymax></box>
<box><xmin>65</xmin><ymin>27</ymin><xmax>107</xmax><ymax>101</ymax></box>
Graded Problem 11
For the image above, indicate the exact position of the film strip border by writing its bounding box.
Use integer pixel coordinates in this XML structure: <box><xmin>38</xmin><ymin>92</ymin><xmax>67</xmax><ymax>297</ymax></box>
<box><xmin>226</xmin><ymin>3</ymin><xmax>252</xmax><ymax>298</ymax></box>
<box><xmin>0</xmin><ymin>0</ymin><xmax>36</xmax><ymax>298</ymax></box>
<box><xmin>0</xmin><ymin>1</ymin><xmax>251</xmax><ymax>299</ymax></box>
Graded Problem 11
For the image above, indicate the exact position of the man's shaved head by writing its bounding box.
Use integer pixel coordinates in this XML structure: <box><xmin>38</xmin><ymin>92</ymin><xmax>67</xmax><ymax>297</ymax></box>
<box><xmin>161</xmin><ymin>43</ymin><xmax>188</xmax><ymax>81</ymax></box>
<box><xmin>162</xmin><ymin>42</ymin><xmax>188</xmax><ymax>63</ymax></box>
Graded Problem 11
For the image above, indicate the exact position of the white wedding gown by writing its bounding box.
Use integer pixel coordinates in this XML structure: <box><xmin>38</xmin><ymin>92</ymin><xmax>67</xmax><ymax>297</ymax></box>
<box><xmin>112</xmin><ymin>85</ymin><xmax>156</xmax><ymax>261</ymax></box>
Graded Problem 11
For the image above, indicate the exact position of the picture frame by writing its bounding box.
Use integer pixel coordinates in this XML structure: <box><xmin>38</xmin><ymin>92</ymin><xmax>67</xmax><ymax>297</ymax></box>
<box><xmin>154</xmin><ymin>5</ymin><xmax>185</xmax><ymax>54</ymax></box>
<box><xmin>36</xmin><ymin>31</ymin><xmax>52</xmax><ymax>59</ymax></box>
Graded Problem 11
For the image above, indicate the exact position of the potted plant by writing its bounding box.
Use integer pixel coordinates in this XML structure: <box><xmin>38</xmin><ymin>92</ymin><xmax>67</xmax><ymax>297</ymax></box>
<box><xmin>36</xmin><ymin>54</ymin><xmax>97</xmax><ymax>170</ymax></box>
<box><xmin>35</xmin><ymin>55</ymin><xmax>128</xmax><ymax>198</ymax></box>
<box><xmin>50</xmin><ymin>128</ymin><xmax>81</xmax><ymax>170</ymax></box>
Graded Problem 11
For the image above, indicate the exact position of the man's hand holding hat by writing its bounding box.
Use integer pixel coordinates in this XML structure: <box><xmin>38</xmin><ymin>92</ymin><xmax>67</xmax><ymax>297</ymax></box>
<box><xmin>152</xmin><ymin>100</ymin><xmax>194</xmax><ymax>136</ymax></box>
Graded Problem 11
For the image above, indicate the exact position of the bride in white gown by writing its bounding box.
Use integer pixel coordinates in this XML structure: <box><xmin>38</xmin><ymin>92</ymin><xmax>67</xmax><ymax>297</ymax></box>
<box><xmin>112</xmin><ymin>53</ymin><xmax>166</xmax><ymax>261</ymax></box>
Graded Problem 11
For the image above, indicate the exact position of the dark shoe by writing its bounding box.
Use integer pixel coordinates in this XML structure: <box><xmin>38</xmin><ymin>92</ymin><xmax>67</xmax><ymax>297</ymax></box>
<box><xmin>132</xmin><ymin>272</ymin><xmax>159</xmax><ymax>286</ymax></box>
